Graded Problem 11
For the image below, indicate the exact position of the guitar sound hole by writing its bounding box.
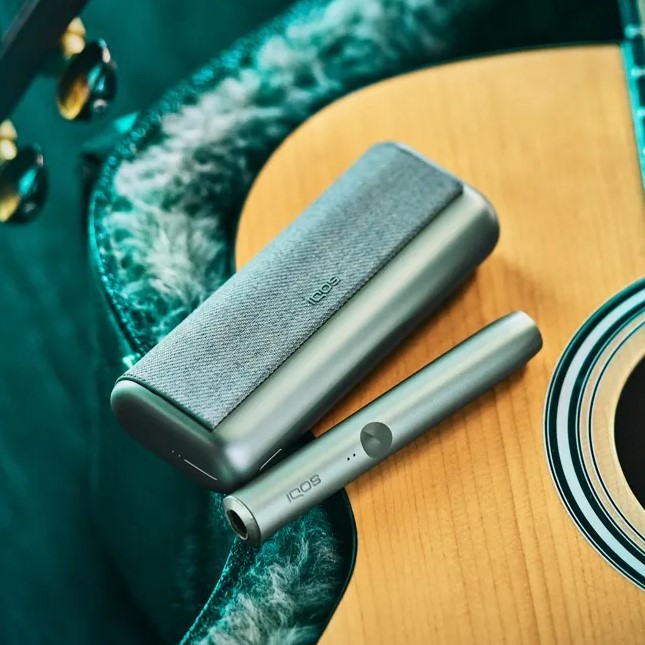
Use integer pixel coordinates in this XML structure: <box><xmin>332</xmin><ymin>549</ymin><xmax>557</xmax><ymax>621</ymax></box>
<box><xmin>615</xmin><ymin>357</ymin><xmax>645</xmax><ymax>510</ymax></box>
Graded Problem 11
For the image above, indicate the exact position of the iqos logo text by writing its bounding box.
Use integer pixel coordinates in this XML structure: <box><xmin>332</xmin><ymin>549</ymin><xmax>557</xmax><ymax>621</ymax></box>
<box><xmin>285</xmin><ymin>474</ymin><xmax>322</xmax><ymax>503</ymax></box>
<box><xmin>306</xmin><ymin>276</ymin><xmax>341</xmax><ymax>305</ymax></box>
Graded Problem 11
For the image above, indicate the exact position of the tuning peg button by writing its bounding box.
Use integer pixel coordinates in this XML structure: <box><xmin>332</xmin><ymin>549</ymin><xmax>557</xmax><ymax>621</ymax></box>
<box><xmin>60</xmin><ymin>18</ymin><xmax>87</xmax><ymax>59</ymax></box>
<box><xmin>0</xmin><ymin>146</ymin><xmax>47</xmax><ymax>224</ymax></box>
<box><xmin>56</xmin><ymin>39</ymin><xmax>117</xmax><ymax>121</ymax></box>
<box><xmin>0</xmin><ymin>120</ymin><xmax>17</xmax><ymax>162</ymax></box>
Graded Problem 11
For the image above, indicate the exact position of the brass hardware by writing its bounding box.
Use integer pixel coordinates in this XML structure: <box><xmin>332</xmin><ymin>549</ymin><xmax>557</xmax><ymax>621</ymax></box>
<box><xmin>43</xmin><ymin>18</ymin><xmax>88</xmax><ymax>75</ymax></box>
<box><xmin>55</xmin><ymin>19</ymin><xmax>117</xmax><ymax>121</ymax></box>
<box><xmin>60</xmin><ymin>18</ymin><xmax>87</xmax><ymax>59</ymax></box>
<box><xmin>0</xmin><ymin>121</ymin><xmax>18</xmax><ymax>162</ymax></box>
<box><xmin>0</xmin><ymin>121</ymin><xmax>47</xmax><ymax>224</ymax></box>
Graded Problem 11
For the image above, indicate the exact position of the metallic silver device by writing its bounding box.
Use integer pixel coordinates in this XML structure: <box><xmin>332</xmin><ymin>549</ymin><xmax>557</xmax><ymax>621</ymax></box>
<box><xmin>111</xmin><ymin>144</ymin><xmax>499</xmax><ymax>493</ymax></box>
<box><xmin>223</xmin><ymin>312</ymin><xmax>542</xmax><ymax>544</ymax></box>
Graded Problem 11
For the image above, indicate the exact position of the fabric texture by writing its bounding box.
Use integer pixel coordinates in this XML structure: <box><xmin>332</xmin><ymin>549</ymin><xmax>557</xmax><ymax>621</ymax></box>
<box><xmin>122</xmin><ymin>144</ymin><xmax>461</xmax><ymax>432</ymax></box>
<box><xmin>88</xmin><ymin>0</ymin><xmax>570</xmax><ymax>643</ymax></box>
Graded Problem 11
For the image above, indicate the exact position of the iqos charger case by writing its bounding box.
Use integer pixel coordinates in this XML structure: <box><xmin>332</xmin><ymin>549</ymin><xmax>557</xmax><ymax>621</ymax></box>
<box><xmin>111</xmin><ymin>142</ymin><xmax>499</xmax><ymax>492</ymax></box>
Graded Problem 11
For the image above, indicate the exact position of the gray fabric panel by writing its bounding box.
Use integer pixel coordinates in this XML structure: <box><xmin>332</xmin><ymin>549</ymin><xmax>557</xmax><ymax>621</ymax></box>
<box><xmin>122</xmin><ymin>143</ymin><xmax>462</xmax><ymax>430</ymax></box>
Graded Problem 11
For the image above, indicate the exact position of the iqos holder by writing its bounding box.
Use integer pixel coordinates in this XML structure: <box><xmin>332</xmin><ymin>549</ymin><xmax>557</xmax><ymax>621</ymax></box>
<box><xmin>224</xmin><ymin>312</ymin><xmax>543</xmax><ymax>545</ymax></box>
<box><xmin>111</xmin><ymin>142</ymin><xmax>499</xmax><ymax>492</ymax></box>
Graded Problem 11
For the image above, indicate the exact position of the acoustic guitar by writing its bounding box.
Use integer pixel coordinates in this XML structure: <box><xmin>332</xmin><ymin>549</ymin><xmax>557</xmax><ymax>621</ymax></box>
<box><xmin>235</xmin><ymin>5</ymin><xmax>645</xmax><ymax>643</ymax></box>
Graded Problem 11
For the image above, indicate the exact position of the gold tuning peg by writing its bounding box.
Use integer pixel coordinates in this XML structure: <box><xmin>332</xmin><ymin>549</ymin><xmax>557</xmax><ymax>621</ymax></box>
<box><xmin>56</xmin><ymin>18</ymin><xmax>117</xmax><ymax>122</ymax></box>
<box><xmin>0</xmin><ymin>121</ymin><xmax>47</xmax><ymax>224</ymax></box>
<box><xmin>43</xmin><ymin>18</ymin><xmax>87</xmax><ymax>75</ymax></box>
<box><xmin>0</xmin><ymin>121</ymin><xmax>18</xmax><ymax>162</ymax></box>
<box><xmin>60</xmin><ymin>18</ymin><xmax>87</xmax><ymax>59</ymax></box>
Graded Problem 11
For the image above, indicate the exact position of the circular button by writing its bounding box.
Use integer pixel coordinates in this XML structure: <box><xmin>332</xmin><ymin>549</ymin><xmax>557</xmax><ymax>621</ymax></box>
<box><xmin>360</xmin><ymin>422</ymin><xmax>392</xmax><ymax>459</ymax></box>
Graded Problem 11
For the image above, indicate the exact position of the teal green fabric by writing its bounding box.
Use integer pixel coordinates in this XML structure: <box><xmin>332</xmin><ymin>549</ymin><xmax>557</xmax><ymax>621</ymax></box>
<box><xmin>1</xmin><ymin>3</ymin><xmax>297</xmax><ymax>643</ymax></box>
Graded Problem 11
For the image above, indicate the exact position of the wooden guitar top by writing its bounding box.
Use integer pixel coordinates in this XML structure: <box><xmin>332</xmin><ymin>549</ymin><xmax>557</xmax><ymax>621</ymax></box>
<box><xmin>236</xmin><ymin>46</ymin><xmax>645</xmax><ymax>643</ymax></box>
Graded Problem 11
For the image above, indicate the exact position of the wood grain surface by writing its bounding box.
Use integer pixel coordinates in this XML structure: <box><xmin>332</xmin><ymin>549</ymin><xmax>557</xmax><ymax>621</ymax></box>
<box><xmin>236</xmin><ymin>46</ymin><xmax>645</xmax><ymax>644</ymax></box>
